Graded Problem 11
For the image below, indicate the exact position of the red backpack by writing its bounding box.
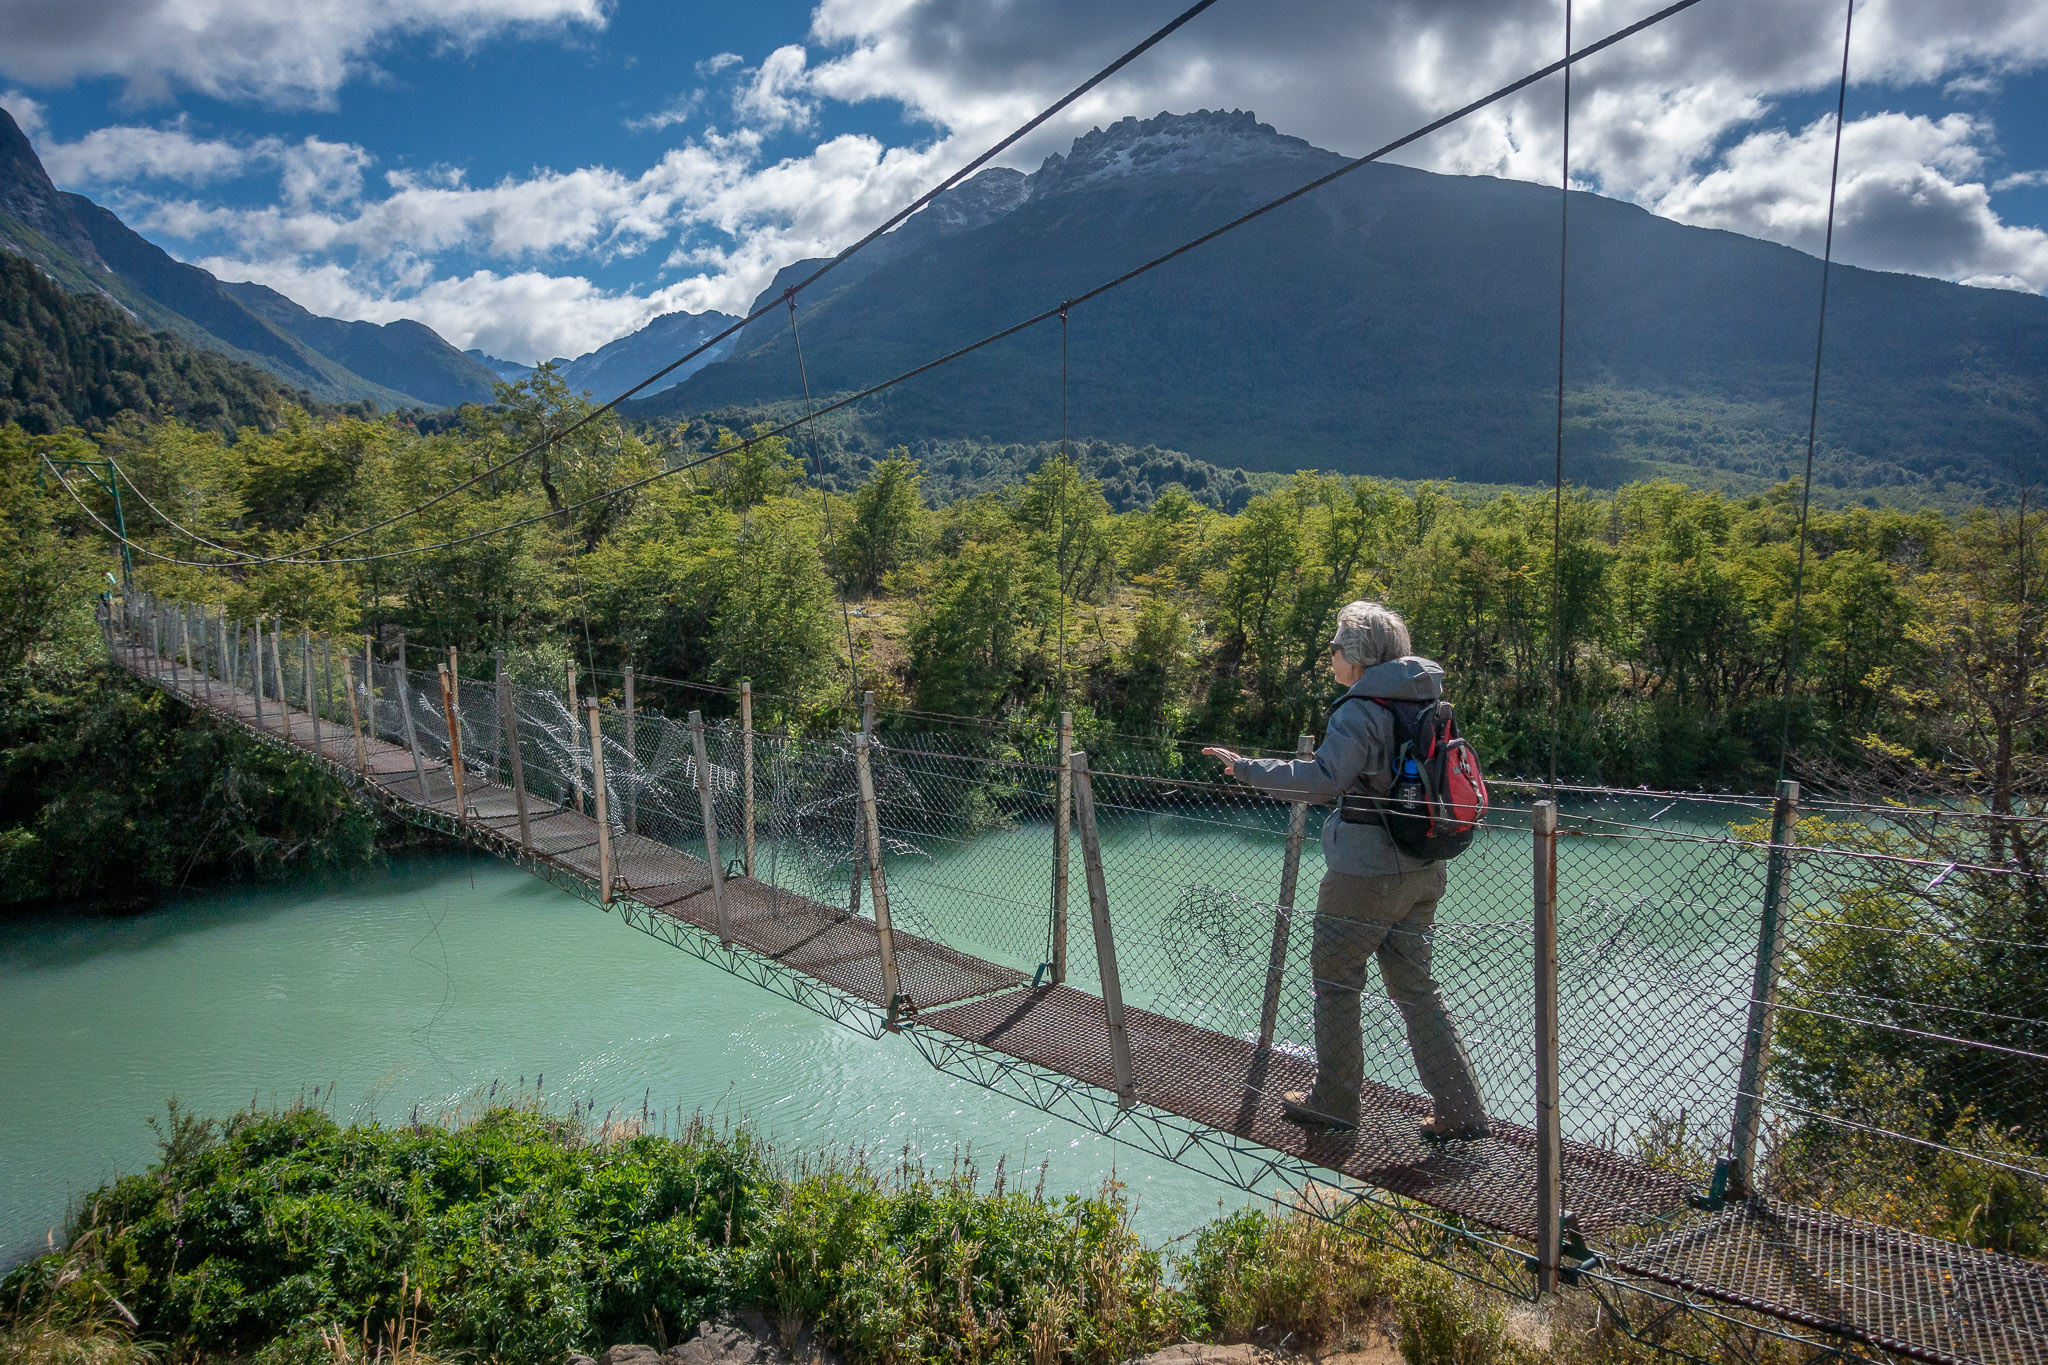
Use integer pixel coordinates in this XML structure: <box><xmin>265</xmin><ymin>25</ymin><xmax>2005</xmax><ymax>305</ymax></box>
<box><xmin>1335</xmin><ymin>696</ymin><xmax>1490</xmax><ymax>859</ymax></box>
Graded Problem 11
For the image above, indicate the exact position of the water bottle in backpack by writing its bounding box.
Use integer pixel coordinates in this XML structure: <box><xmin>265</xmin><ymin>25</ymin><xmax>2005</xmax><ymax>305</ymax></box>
<box><xmin>1391</xmin><ymin>755</ymin><xmax>1427</xmax><ymax>825</ymax></box>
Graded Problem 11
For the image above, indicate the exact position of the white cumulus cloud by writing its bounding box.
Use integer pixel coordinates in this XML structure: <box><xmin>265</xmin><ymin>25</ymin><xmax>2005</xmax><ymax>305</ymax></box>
<box><xmin>1655</xmin><ymin>110</ymin><xmax>2048</xmax><ymax>291</ymax></box>
<box><xmin>734</xmin><ymin>45</ymin><xmax>818</xmax><ymax>133</ymax></box>
<box><xmin>39</xmin><ymin>120</ymin><xmax>268</xmax><ymax>186</ymax></box>
<box><xmin>0</xmin><ymin>0</ymin><xmax>607</xmax><ymax>107</ymax></box>
<box><xmin>194</xmin><ymin>254</ymin><xmax>730</xmax><ymax>362</ymax></box>
<box><xmin>167</xmin><ymin>128</ymin><xmax>953</xmax><ymax>361</ymax></box>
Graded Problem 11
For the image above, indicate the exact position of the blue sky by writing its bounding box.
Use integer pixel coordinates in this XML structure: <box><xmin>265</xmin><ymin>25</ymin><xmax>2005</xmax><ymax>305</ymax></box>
<box><xmin>4</xmin><ymin>0</ymin><xmax>2045</xmax><ymax>364</ymax></box>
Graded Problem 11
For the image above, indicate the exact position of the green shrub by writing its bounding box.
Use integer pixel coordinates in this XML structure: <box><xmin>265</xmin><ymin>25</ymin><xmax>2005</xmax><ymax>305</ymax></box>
<box><xmin>1394</xmin><ymin>1264</ymin><xmax>1506</xmax><ymax>1365</ymax></box>
<box><xmin>0</xmin><ymin>1108</ymin><xmax>1184</xmax><ymax>1365</ymax></box>
<box><xmin>1180</xmin><ymin>1203</ymin><xmax>1391</xmax><ymax>1349</ymax></box>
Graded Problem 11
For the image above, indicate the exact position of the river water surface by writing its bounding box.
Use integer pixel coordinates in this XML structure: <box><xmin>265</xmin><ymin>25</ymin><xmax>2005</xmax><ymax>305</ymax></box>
<box><xmin>3</xmin><ymin>791</ymin><xmax>1768</xmax><ymax>1269</ymax></box>
<box><xmin>0</xmin><ymin>853</ymin><xmax>1260</xmax><ymax>1267</ymax></box>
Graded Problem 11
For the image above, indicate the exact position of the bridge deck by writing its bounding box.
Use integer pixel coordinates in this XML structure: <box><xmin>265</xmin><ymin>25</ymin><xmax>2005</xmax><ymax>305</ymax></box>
<box><xmin>126</xmin><ymin>652</ymin><xmax>2048</xmax><ymax>1365</ymax></box>
<box><xmin>915</xmin><ymin>984</ymin><xmax>1685</xmax><ymax>1240</ymax></box>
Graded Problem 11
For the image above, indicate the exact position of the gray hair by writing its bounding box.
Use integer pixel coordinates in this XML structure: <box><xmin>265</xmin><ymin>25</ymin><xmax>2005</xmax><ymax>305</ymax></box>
<box><xmin>1330</xmin><ymin>600</ymin><xmax>1411</xmax><ymax>669</ymax></box>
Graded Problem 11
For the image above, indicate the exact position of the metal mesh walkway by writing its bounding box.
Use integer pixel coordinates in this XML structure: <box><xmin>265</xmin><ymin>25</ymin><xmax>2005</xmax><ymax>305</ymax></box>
<box><xmin>916</xmin><ymin>983</ymin><xmax>1688</xmax><ymax>1239</ymax></box>
<box><xmin>1612</xmin><ymin>1201</ymin><xmax>2048</xmax><ymax>1365</ymax></box>
<box><xmin>112</xmin><ymin>632</ymin><xmax>2048</xmax><ymax>1365</ymax></box>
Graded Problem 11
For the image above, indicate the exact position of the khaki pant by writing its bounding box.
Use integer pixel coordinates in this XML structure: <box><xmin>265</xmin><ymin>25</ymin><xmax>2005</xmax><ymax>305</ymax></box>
<box><xmin>1303</xmin><ymin>866</ymin><xmax>1488</xmax><ymax>1128</ymax></box>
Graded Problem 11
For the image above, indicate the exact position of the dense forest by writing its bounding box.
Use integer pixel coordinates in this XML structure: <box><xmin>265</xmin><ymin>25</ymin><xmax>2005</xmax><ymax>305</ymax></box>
<box><xmin>7</xmin><ymin>366</ymin><xmax>2041</xmax><ymax>807</ymax></box>
<box><xmin>0</xmin><ymin>254</ymin><xmax>361</xmax><ymax>436</ymax></box>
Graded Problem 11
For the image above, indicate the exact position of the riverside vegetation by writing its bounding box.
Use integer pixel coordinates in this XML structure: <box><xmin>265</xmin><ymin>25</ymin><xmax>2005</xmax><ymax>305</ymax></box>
<box><xmin>9</xmin><ymin>365</ymin><xmax>2043</xmax><ymax>783</ymax></box>
<box><xmin>0</xmin><ymin>1101</ymin><xmax>1815</xmax><ymax>1365</ymax></box>
<box><xmin>3</xmin><ymin>363</ymin><xmax>2042</xmax><ymax>886</ymax></box>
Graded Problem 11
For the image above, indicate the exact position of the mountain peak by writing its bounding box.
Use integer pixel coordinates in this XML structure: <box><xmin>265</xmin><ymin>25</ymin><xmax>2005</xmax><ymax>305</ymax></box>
<box><xmin>0</xmin><ymin>105</ymin><xmax>108</xmax><ymax>268</ymax></box>
<box><xmin>1030</xmin><ymin>109</ymin><xmax>1321</xmax><ymax>196</ymax></box>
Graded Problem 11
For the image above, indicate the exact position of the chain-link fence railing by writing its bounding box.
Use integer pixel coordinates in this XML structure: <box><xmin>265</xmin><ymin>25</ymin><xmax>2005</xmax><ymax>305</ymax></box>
<box><xmin>111</xmin><ymin>594</ymin><xmax>2048</xmax><ymax>1361</ymax></box>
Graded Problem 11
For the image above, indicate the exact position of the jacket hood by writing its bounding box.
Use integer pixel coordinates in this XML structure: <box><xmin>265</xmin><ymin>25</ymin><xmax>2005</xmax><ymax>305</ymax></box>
<box><xmin>1343</xmin><ymin>655</ymin><xmax>1444</xmax><ymax>702</ymax></box>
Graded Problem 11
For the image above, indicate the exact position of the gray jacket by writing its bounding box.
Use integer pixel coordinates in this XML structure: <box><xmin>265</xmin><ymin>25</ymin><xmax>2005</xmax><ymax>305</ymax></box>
<box><xmin>1232</xmin><ymin>656</ymin><xmax>1445</xmax><ymax>877</ymax></box>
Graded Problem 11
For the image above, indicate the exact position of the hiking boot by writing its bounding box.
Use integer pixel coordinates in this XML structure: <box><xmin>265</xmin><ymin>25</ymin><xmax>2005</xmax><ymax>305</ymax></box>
<box><xmin>1280</xmin><ymin>1090</ymin><xmax>1358</xmax><ymax>1129</ymax></box>
<box><xmin>1419</xmin><ymin>1116</ymin><xmax>1491</xmax><ymax>1142</ymax></box>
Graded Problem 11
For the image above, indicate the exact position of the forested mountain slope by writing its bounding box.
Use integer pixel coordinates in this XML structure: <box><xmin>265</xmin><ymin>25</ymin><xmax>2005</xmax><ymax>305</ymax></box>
<box><xmin>0</xmin><ymin>253</ymin><xmax>335</xmax><ymax>434</ymax></box>
<box><xmin>0</xmin><ymin>106</ymin><xmax>495</xmax><ymax>410</ymax></box>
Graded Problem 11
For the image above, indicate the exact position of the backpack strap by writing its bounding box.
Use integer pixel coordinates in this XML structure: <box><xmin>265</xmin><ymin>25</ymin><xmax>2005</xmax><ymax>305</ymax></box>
<box><xmin>1328</xmin><ymin>694</ymin><xmax>1413</xmax><ymax>823</ymax></box>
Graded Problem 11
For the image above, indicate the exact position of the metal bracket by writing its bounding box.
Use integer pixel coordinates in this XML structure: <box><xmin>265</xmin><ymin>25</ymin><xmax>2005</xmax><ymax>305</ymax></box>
<box><xmin>1558</xmin><ymin>1212</ymin><xmax>1603</xmax><ymax>1286</ymax></box>
<box><xmin>1030</xmin><ymin>962</ymin><xmax>1052</xmax><ymax>988</ymax></box>
<box><xmin>884</xmin><ymin>993</ymin><xmax>915</xmax><ymax>1031</ymax></box>
<box><xmin>1688</xmin><ymin>1157</ymin><xmax>1731</xmax><ymax>1212</ymax></box>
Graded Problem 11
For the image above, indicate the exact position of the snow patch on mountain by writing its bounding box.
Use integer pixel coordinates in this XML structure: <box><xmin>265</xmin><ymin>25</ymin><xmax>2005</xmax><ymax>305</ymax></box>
<box><xmin>1028</xmin><ymin>109</ymin><xmax>1321</xmax><ymax>198</ymax></box>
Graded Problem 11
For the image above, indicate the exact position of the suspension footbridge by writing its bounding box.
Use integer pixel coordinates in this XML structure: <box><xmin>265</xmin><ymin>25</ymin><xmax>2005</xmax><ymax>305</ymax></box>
<box><xmin>106</xmin><ymin>600</ymin><xmax>2048</xmax><ymax>1365</ymax></box>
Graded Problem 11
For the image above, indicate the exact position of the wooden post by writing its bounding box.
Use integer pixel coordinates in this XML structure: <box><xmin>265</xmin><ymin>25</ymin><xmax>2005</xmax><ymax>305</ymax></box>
<box><xmin>446</xmin><ymin>646</ymin><xmax>463</xmax><ymax>788</ymax></box>
<box><xmin>1533</xmin><ymin>800</ymin><xmax>1563</xmax><ymax>1295</ymax></box>
<box><xmin>848</xmin><ymin>690</ymin><xmax>874</xmax><ymax>919</ymax></box>
<box><xmin>438</xmin><ymin>665</ymin><xmax>468</xmax><ymax>820</ymax></box>
<box><xmin>492</xmin><ymin>652</ymin><xmax>508</xmax><ymax>782</ymax></box>
<box><xmin>345</xmin><ymin>641</ymin><xmax>368</xmax><ymax>773</ymax></box>
<box><xmin>1072</xmin><ymin>752</ymin><xmax>1137</xmax><ymax>1106</ymax></box>
<box><xmin>302</xmin><ymin>629</ymin><xmax>316</xmax><ymax>748</ymax></box>
<box><xmin>566</xmin><ymin>663</ymin><xmax>585</xmax><ymax>814</ymax></box>
<box><xmin>396</xmin><ymin>631</ymin><xmax>429</xmax><ymax>797</ymax></box>
<box><xmin>499</xmin><ymin>662</ymin><xmax>532</xmax><ymax>853</ymax></box>
<box><xmin>252</xmin><ymin>618</ymin><xmax>267</xmax><ymax>729</ymax></box>
<box><xmin>322</xmin><ymin>633</ymin><xmax>335</xmax><ymax>738</ymax></box>
<box><xmin>178</xmin><ymin>610</ymin><xmax>195</xmax><ymax>693</ymax></box>
<box><xmin>623</xmin><ymin>663</ymin><xmax>638</xmax><ymax>836</ymax></box>
<box><xmin>1052</xmin><ymin>711</ymin><xmax>1073</xmax><ymax>984</ymax></box>
<box><xmin>690</xmin><ymin>710</ymin><xmax>729</xmax><ymax>941</ymax></box>
<box><xmin>855</xmin><ymin>732</ymin><xmax>905</xmax><ymax>1024</ymax></box>
<box><xmin>1258</xmin><ymin>733</ymin><xmax>1317</xmax><ymax>1049</ymax></box>
<box><xmin>361</xmin><ymin>635</ymin><xmax>376</xmax><ymax>747</ymax></box>
<box><xmin>1728</xmin><ymin>779</ymin><xmax>1801</xmax><ymax>1198</ymax></box>
<box><xmin>272</xmin><ymin>620</ymin><xmax>293</xmax><ymax>743</ymax></box>
<box><xmin>740</xmin><ymin>679</ymin><xmax>756</xmax><ymax>878</ymax></box>
<box><xmin>588</xmin><ymin>699</ymin><xmax>613</xmax><ymax>906</ymax></box>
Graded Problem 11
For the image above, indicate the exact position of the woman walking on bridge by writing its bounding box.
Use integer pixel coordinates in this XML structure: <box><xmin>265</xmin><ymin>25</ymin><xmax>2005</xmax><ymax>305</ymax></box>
<box><xmin>1204</xmin><ymin>601</ymin><xmax>1490</xmax><ymax>1141</ymax></box>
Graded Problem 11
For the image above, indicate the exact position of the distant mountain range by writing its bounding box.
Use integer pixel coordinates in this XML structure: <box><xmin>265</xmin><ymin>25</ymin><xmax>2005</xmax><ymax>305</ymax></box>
<box><xmin>0</xmin><ymin>106</ymin><xmax>495</xmax><ymax>410</ymax></box>
<box><xmin>466</xmin><ymin>307</ymin><xmax>740</xmax><ymax>403</ymax></box>
<box><xmin>6</xmin><ymin>100</ymin><xmax>2044</xmax><ymax>499</ymax></box>
<box><xmin>629</xmin><ymin>110</ymin><xmax>2048</xmax><ymax>499</ymax></box>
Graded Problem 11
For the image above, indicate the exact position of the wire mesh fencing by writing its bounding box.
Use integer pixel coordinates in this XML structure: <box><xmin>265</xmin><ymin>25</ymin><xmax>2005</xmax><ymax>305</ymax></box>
<box><xmin>112</xmin><ymin>596</ymin><xmax>2048</xmax><ymax>1310</ymax></box>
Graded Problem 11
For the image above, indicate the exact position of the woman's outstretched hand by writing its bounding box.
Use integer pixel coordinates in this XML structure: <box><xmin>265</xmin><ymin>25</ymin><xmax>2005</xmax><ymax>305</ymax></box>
<box><xmin>1202</xmin><ymin>746</ymin><xmax>1246</xmax><ymax>776</ymax></box>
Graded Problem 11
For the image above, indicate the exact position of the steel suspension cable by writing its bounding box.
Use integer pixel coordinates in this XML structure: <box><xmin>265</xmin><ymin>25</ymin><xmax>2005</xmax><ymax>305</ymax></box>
<box><xmin>1546</xmin><ymin>0</ymin><xmax>1572</xmax><ymax>793</ymax></box>
<box><xmin>1776</xmin><ymin>0</ymin><xmax>1856</xmax><ymax>781</ymax></box>
<box><xmin>114</xmin><ymin>0</ymin><xmax>1227</xmax><ymax>571</ymax></box>
<box><xmin>106</xmin><ymin>457</ymin><xmax>265</xmax><ymax>561</ymax></box>
<box><xmin>61</xmin><ymin>0</ymin><xmax>1717</xmax><ymax>573</ymax></box>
